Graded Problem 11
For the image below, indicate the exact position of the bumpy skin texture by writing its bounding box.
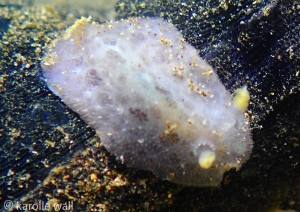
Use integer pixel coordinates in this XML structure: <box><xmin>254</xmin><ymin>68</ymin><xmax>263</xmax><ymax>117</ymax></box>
<box><xmin>42</xmin><ymin>17</ymin><xmax>252</xmax><ymax>186</ymax></box>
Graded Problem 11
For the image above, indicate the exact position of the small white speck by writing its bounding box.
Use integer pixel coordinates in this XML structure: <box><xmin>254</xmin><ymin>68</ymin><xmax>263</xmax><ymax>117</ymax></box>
<box><xmin>120</xmin><ymin>155</ymin><xmax>124</xmax><ymax>163</ymax></box>
<box><xmin>32</xmin><ymin>150</ymin><xmax>39</xmax><ymax>155</ymax></box>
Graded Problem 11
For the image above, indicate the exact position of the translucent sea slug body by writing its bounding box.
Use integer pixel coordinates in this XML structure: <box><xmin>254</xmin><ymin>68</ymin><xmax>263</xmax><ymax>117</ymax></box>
<box><xmin>42</xmin><ymin>17</ymin><xmax>253</xmax><ymax>186</ymax></box>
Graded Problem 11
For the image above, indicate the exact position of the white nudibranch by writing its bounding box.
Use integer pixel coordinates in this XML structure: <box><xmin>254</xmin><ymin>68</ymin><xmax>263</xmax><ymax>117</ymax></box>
<box><xmin>42</xmin><ymin>16</ymin><xmax>253</xmax><ymax>186</ymax></box>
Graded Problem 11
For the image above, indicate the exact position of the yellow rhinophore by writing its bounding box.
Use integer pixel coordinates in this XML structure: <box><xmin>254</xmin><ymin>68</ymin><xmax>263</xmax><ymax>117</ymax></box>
<box><xmin>199</xmin><ymin>151</ymin><xmax>216</xmax><ymax>169</ymax></box>
<box><xmin>233</xmin><ymin>86</ymin><xmax>250</xmax><ymax>111</ymax></box>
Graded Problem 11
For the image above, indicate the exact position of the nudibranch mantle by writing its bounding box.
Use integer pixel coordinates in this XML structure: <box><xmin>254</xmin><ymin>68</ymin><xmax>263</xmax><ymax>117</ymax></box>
<box><xmin>42</xmin><ymin>17</ymin><xmax>253</xmax><ymax>186</ymax></box>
